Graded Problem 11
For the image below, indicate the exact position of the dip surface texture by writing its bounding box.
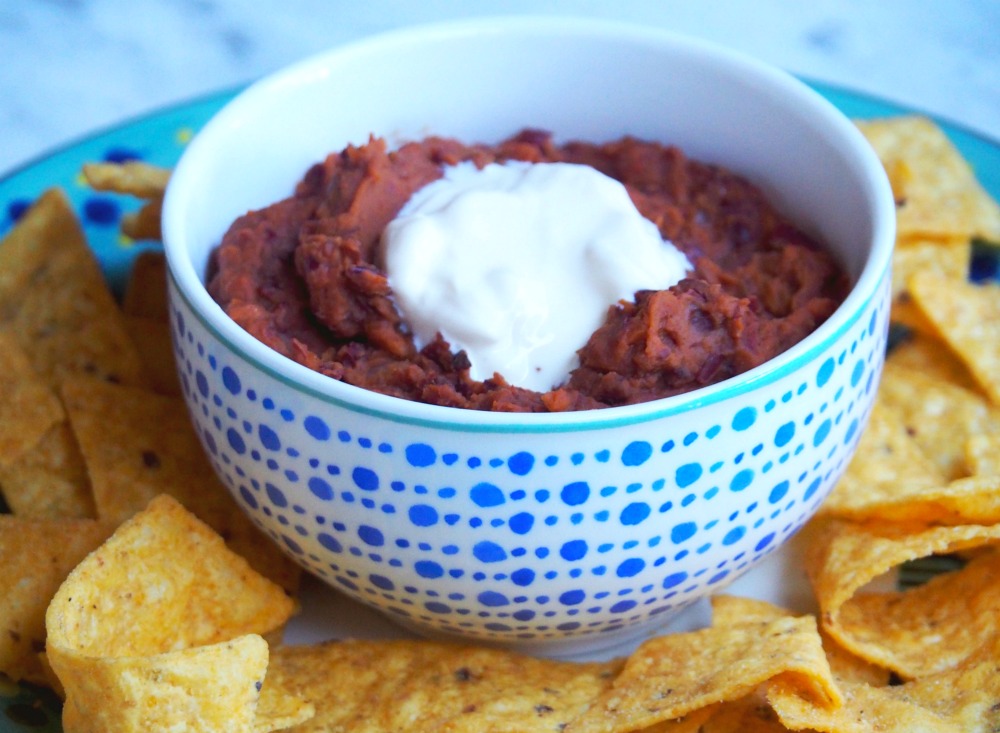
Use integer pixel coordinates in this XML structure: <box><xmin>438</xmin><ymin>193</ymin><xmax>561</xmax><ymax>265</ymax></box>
<box><xmin>382</xmin><ymin>159</ymin><xmax>693</xmax><ymax>393</ymax></box>
<box><xmin>207</xmin><ymin>131</ymin><xmax>849</xmax><ymax>412</ymax></box>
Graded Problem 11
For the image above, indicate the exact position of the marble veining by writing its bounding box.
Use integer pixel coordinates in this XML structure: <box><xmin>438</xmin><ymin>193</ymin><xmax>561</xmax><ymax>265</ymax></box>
<box><xmin>1</xmin><ymin>0</ymin><xmax>998</xmax><ymax>175</ymax></box>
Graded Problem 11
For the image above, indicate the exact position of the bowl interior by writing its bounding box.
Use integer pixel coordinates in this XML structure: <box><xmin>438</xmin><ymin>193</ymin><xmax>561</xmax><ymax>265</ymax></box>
<box><xmin>163</xmin><ymin>16</ymin><xmax>894</xmax><ymax>423</ymax></box>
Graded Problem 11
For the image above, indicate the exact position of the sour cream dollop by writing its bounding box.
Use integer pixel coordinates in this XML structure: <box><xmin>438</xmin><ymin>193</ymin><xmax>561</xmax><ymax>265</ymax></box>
<box><xmin>382</xmin><ymin>160</ymin><xmax>692</xmax><ymax>392</ymax></box>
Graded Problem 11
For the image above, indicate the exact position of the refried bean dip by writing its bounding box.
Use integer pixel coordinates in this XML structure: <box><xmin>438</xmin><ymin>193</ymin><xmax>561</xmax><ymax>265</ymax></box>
<box><xmin>207</xmin><ymin>130</ymin><xmax>849</xmax><ymax>412</ymax></box>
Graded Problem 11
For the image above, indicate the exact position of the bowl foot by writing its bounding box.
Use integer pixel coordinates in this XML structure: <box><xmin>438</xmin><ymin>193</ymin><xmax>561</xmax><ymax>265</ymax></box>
<box><xmin>385</xmin><ymin>602</ymin><xmax>698</xmax><ymax>661</ymax></box>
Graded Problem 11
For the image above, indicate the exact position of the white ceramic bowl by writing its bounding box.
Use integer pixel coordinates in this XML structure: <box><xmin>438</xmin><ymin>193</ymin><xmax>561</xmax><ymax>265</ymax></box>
<box><xmin>162</xmin><ymin>17</ymin><xmax>895</xmax><ymax>654</ymax></box>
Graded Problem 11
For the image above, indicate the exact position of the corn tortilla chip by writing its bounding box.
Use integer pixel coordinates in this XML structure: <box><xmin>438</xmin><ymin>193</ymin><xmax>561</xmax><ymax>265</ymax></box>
<box><xmin>121</xmin><ymin>249</ymin><xmax>169</xmax><ymax>320</ymax></box>
<box><xmin>876</xmin><ymin>361</ymin><xmax>1000</xmax><ymax>479</ymax></box>
<box><xmin>889</xmin><ymin>293</ymin><xmax>938</xmax><ymax>335</ymax></box>
<box><xmin>806</xmin><ymin>518</ymin><xmax>1000</xmax><ymax>679</ymax></box>
<box><xmin>565</xmin><ymin>614</ymin><xmax>839</xmax><ymax>733</ymax></box>
<box><xmin>708</xmin><ymin>594</ymin><xmax>793</xmax><ymax>626</ymax></box>
<box><xmin>769</xmin><ymin>673</ymin><xmax>961</xmax><ymax>733</ymax></box>
<box><xmin>59</xmin><ymin>375</ymin><xmax>300</xmax><ymax>592</ymax></box>
<box><xmin>885</xmin><ymin>329</ymin><xmax>980</xmax><ymax>393</ymax></box>
<box><xmin>56</xmin><ymin>634</ymin><xmax>270</xmax><ymax>733</ymax></box>
<box><xmin>124</xmin><ymin>315</ymin><xmax>182</xmax><ymax>396</ymax></box>
<box><xmin>820</xmin><ymin>637</ymin><xmax>892</xmax><ymax>692</ymax></box>
<box><xmin>966</xmin><ymin>432</ymin><xmax>1000</xmax><ymax>476</ymax></box>
<box><xmin>46</xmin><ymin>495</ymin><xmax>294</xmax><ymax>658</ymax></box>
<box><xmin>699</xmin><ymin>593</ymin><xmax>848</xmax><ymax>733</ymax></box>
<box><xmin>34</xmin><ymin>651</ymin><xmax>64</xmax><ymax>698</ymax></box>
<box><xmin>773</xmin><ymin>628</ymin><xmax>1000</xmax><ymax>732</ymax></box>
<box><xmin>881</xmin><ymin>473</ymin><xmax>1000</xmax><ymax>524</ymax></box>
<box><xmin>81</xmin><ymin>160</ymin><xmax>171</xmax><ymax>200</ymax></box>
<box><xmin>0</xmin><ymin>516</ymin><xmax>111</xmax><ymax>683</ymax></box>
<box><xmin>632</xmin><ymin>709</ymin><xmax>718</xmax><ymax>732</ymax></box>
<box><xmin>0</xmin><ymin>189</ymin><xmax>147</xmax><ymax>388</ymax></box>
<box><xmin>255</xmin><ymin>676</ymin><xmax>316</xmax><ymax>733</ymax></box>
<box><xmin>710</xmin><ymin>594</ymin><xmax>890</xmax><ymax>688</ymax></box>
<box><xmin>697</xmin><ymin>690</ymin><xmax>785</xmax><ymax>733</ymax></box>
<box><xmin>0</xmin><ymin>422</ymin><xmax>94</xmax><ymax>519</ymax></box>
<box><xmin>266</xmin><ymin>639</ymin><xmax>623</xmax><ymax>733</ymax></box>
<box><xmin>856</xmin><ymin>116</ymin><xmax>1000</xmax><ymax>241</ymax></box>
<box><xmin>46</xmin><ymin>496</ymin><xmax>299</xmax><ymax>732</ymax></box>
<box><xmin>60</xmin><ymin>375</ymin><xmax>205</xmax><ymax>526</ymax></box>
<box><xmin>894</xmin><ymin>631</ymin><xmax>1000</xmax><ymax>732</ymax></box>
<box><xmin>891</xmin><ymin>236</ymin><xmax>970</xmax><ymax>303</ymax></box>
<box><xmin>120</xmin><ymin>196</ymin><xmax>163</xmax><ymax>241</ymax></box>
<box><xmin>823</xmin><ymin>397</ymin><xmax>1000</xmax><ymax>523</ymax></box>
<box><xmin>0</xmin><ymin>330</ymin><xmax>64</xmax><ymax>467</ymax></box>
<box><xmin>836</xmin><ymin>550</ymin><xmax>1000</xmax><ymax>678</ymax></box>
<box><xmin>709</xmin><ymin>597</ymin><xmax>942</xmax><ymax>731</ymax></box>
<box><xmin>908</xmin><ymin>272</ymin><xmax>1000</xmax><ymax>406</ymax></box>
<box><xmin>820</xmin><ymin>398</ymin><xmax>947</xmax><ymax>520</ymax></box>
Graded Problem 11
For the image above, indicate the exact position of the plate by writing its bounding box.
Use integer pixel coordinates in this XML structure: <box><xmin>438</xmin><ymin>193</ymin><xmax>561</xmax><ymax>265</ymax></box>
<box><xmin>1</xmin><ymin>81</ymin><xmax>998</xmax><ymax>731</ymax></box>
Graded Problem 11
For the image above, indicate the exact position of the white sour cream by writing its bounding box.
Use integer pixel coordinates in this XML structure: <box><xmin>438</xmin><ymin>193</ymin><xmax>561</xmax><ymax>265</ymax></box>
<box><xmin>381</xmin><ymin>160</ymin><xmax>692</xmax><ymax>392</ymax></box>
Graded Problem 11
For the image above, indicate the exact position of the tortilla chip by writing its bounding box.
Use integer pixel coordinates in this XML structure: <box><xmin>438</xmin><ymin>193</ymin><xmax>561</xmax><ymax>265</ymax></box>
<box><xmin>57</xmin><ymin>635</ymin><xmax>270</xmax><ymax>733</ymax></box>
<box><xmin>908</xmin><ymin>272</ymin><xmax>1000</xmax><ymax>406</ymax></box>
<box><xmin>59</xmin><ymin>375</ymin><xmax>201</xmax><ymax>525</ymax></box>
<box><xmin>889</xmin><ymin>293</ymin><xmax>938</xmax><ymax>334</ymax></box>
<box><xmin>566</xmin><ymin>614</ymin><xmax>839</xmax><ymax>732</ymax></box>
<box><xmin>46</xmin><ymin>494</ymin><xmax>294</xmax><ymax>656</ymax></box>
<box><xmin>823</xmin><ymin>397</ymin><xmax>1000</xmax><ymax>523</ymax></box>
<box><xmin>837</xmin><ymin>550</ymin><xmax>1000</xmax><ymax>677</ymax></box>
<box><xmin>81</xmin><ymin>160</ymin><xmax>171</xmax><ymax>200</ymax></box>
<box><xmin>124</xmin><ymin>315</ymin><xmax>182</xmax><ymax>396</ymax></box>
<box><xmin>885</xmin><ymin>329</ymin><xmax>980</xmax><ymax>394</ymax></box>
<box><xmin>856</xmin><ymin>115</ymin><xmax>1000</xmax><ymax>241</ymax></box>
<box><xmin>121</xmin><ymin>249</ymin><xmax>169</xmax><ymax>320</ymax></box>
<box><xmin>59</xmin><ymin>375</ymin><xmax>300</xmax><ymax>593</ymax></box>
<box><xmin>266</xmin><ymin>639</ymin><xmax>623</xmax><ymax>733</ymax></box>
<box><xmin>774</xmin><ymin>626</ymin><xmax>1000</xmax><ymax>732</ymax></box>
<box><xmin>876</xmin><ymin>362</ymin><xmax>1000</xmax><ymax>479</ymax></box>
<box><xmin>894</xmin><ymin>631</ymin><xmax>1000</xmax><ymax>732</ymax></box>
<box><xmin>873</xmin><ymin>473</ymin><xmax>1000</xmax><ymax>524</ymax></box>
<box><xmin>710</xmin><ymin>595</ymin><xmax>889</xmax><ymax>687</ymax></box>
<box><xmin>634</xmin><ymin>708</ymin><xmax>719</xmax><ymax>732</ymax></box>
<box><xmin>821</xmin><ymin>398</ymin><xmax>946</xmax><ymax>520</ymax></box>
<box><xmin>0</xmin><ymin>330</ymin><xmax>64</xmax><ymax>467</ymax></box>
<box><xmin>120</xmin><ymin>197</ymin><xmax>163</xmax><ymax>241</ymax></box>
<box><xmin>891</xmin><ymin>236</ymin><xmax>970</xmax><ymax>303</ymax></box>
<box><xmin>0</xmin><ymin>516</ymin><xmax>111</xmax><ymax>683</ymax></box>
<box><xmin>822</xmin><ymin>640</ymin><xmax>892</xmax><ymax>693</ymax></box>
<box><xmin>708</xmin><ymin>595</ymin><xmax>794</xmax><ymax>626</ymax></box>
<box><xmin>966</xmin><ymin>432</ymin><xmax>1000</xmax><ymax>476</ymax></box>
<box><xmin>45</xmin><ymin>495</ymin><xmax>296</xmax><ymax>731</ymax></box>
<box><xmin>0</xmin><ymin>189</ymin><xmax>147</xmax><ymax>388</ymax></box>
<box><xmin>0</xmin><ymin>422</ymin><xmax>94</xmax><ymax>519</ymax></box>
<box><xmin>697</xmin><ymin>691</ymin><xmax>786</xmax><ymax>733</ymax></box>
<box><xmin>708</xmin><ymin>598</ymin><xmax>943</xmax><ymax>731</ymax></box>
<box><xmin>255</xmin><ymin>675</ymin><xmax>316</xmax><ymax>733</ymax></box>
<box><xmin>771</xmin><ymin>628</ymin><xmax>1000</xmax><ymax>732</ymax></box>
<box><xmin>806</xmin><ymin>518</ymin><xmax>1000</xmax><ymax>679</ymax></box>
<box><xmin>769</xmin><ymin>672</ymin><xmax>960</xmax><ymax>733</ymax></box>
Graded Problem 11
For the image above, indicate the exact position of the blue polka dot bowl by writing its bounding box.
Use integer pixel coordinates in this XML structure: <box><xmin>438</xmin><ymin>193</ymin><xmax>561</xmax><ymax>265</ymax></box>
<box><xmin>161</xmin><ymin>17</ymin><xmax>895</xmax><ymax>655</ymax></box>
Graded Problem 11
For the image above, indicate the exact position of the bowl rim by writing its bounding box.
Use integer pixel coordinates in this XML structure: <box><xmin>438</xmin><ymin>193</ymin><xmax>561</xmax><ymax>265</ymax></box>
<box><xmin>163</xmin><ymin>15</ymin><xmax>896</xmax><ymax>433</ymax></box>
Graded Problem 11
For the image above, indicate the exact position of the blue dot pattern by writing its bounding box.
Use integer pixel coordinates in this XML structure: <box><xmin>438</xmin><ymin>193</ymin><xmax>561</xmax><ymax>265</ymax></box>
<box><xmin>170</xmin><ymin>272</ymin><xmax>890</xmax><ymax>645</ymax></box>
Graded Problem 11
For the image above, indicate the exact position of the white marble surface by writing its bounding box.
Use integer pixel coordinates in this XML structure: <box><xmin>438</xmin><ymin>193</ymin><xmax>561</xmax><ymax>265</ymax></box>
<box><xmin>1</xmin><ymin>0</ymin><xmax>998</xmax><ymax>177</ymax></box>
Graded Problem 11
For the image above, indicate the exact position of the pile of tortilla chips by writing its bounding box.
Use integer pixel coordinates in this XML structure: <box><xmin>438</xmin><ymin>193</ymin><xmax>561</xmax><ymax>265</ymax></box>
<box><xmin>0</xmin><ymin>184</ymin><xmax>300</xmax><ymax>686</ymax></box>
<box><xmin>1</xmin><ymin>115</ymin><xmax>999</xmax><ymax>732</ymax></box>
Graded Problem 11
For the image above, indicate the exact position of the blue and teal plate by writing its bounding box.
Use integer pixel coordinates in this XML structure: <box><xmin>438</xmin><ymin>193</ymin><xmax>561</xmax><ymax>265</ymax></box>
<box><xmin>0</xmin><ymin>81</ymin><xmax>997</xmax><ymax>731</ymax></box>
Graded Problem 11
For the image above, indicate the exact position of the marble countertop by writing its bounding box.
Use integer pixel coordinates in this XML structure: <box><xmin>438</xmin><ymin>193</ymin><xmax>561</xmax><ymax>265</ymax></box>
<box><xmin>1</xmin><ymin>0</ymin><xmax>998</xmax><ymax>176</ymax></box>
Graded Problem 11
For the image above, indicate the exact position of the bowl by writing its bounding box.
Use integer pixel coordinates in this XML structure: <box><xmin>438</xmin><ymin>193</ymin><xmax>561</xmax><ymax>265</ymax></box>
<box><xmin>161</xmin><ymin>16</ymin><xmax>895</xmax><ymax>655</ymax></box>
